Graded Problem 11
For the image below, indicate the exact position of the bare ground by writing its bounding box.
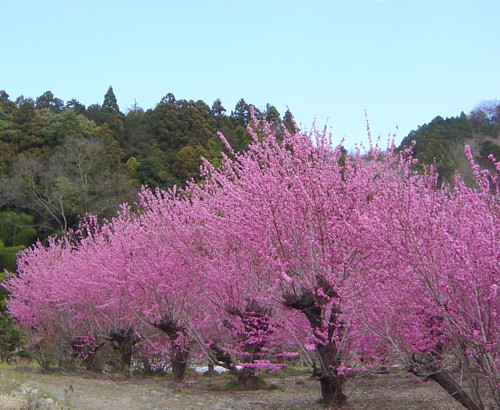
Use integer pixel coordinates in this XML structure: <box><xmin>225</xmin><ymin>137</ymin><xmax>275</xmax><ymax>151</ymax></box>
<box><xmin>0</xmin><ymin>366</ymin><xmax>465</xmax><ymax>409</ymax></box>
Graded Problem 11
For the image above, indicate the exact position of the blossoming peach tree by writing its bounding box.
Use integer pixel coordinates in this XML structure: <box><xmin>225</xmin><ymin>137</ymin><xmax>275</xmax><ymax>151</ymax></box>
<box><xmin>363</xmin><ymin>147</ymin><xmax>499</xmax><ymax>409</ymax></box>
<box><xmin>6</xmin><ymin>113</ymin><xmax>498</xmax><ymax>408</ymax></box>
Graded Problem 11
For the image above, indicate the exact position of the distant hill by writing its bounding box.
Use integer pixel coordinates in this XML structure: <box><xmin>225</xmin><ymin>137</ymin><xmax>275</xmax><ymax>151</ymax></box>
<box><xmin>398</xmin><ymin>100</ymin><xmax>500</xmax><ymax>184</ymax></box>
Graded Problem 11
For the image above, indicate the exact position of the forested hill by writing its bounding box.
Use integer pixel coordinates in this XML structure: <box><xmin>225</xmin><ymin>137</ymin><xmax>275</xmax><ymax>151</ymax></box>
<box><xmin>0</xmin><ymin>87</ymin><xmax>499</xmax><ymax>247</ymax></box>
<box><xmin>397</xmin><ymin>100</ymin><xmax>500</xmax><ymax>184</ymax></box>
<box><xmin>0</xmin><ymin>87</ymin><xmax>296</xmax><ymax>241</ymax></box>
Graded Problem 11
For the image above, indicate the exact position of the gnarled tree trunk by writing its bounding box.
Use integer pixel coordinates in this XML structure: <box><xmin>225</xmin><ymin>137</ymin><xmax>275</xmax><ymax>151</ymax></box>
<box><xmin>409</xmin><ymin>353</ymin><xmax>483</xmax><ymax>410</ymax></box>
<box><xmin>237</xmin><ymin>369</ymin><xmax>260</xmax><ymax>390</ymax></box>
<box><xmin>209</xmin><ymin>342</ymin><xmax>261</xmax><ymax>390</ymax></box>
<box><xmin>70</xmin><ymin>336</ymin><xmax>105</xmax><ymax>371</ymax></box>
<box><xmin>108</xmin><ymin>328</ymin><xmax>140</xmax><ymax>371</ymax></box>
<box><xmin>171</xmin><ymin>346</ymin><xmax>189</xmax><ymax>382</ymax></box>
<box><xmin>155</xmin><ymin>318</ymin><xmax>190</xmax><ymax>382</ymax></box>
<box><xmin>316</xmin><ymin>344</ymin><xmax>347</xmax><ymax>407</ymax></box>
<box><xmin>285</xmin><ymin>286</ymin><xmax>347</xmax><ymax>407</ymax></box>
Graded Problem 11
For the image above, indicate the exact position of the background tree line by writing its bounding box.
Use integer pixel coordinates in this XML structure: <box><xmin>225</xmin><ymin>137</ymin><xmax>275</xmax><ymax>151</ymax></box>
<box><xmin>1</xmin><ymin>88</ymin><xmax>498</xmax><ymax>242</ymax></box>
<box><xmin>0</xmin><ymin>87</ymin><xmax>297</xmax><ymax>239</ymax></box>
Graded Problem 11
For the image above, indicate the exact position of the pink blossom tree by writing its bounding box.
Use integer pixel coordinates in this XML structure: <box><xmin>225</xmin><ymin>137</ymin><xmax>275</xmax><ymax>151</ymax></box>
<box><xmin>137</xmin><ymin>185</ymin><xmax>304</xmax><ymax>387</ymax></box>
<box><xmin>6</xmin><ymin>219</ymin><xmax>146</xmax><ymax>371</ymax></box>
<box><xmin>57</xmin><ymin>205</ymin><xmax>201</xmax><ymax>377</ymax></box>
<box><xmin>120</xmin><ymin>191</ymin><xmax>207</xmax><ymax>380</ymax></box>
<box><xmin>361</xmin><ymin>147</ymin><xmax>499</xmax><ymax>409</ymax></box>
<box><xmin>6</xmin><ymin>237</ymin><xmax>80</xmax><ymax>369</ymax></box>
<box><xmin>185</xmin><ymin>119</ymin><xmax>394</xmax><ymax>405</ymax></box>
<box><xmin>184</xmin><ymin>117</ymin><xmax>499</xmax><ymax>407</ymax></box>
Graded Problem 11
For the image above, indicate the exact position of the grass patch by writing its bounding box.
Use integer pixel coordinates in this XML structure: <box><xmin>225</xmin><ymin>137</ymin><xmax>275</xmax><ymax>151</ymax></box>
<box><xmin>223</xmin><ymin>378</ymin><xmax>247</xmax><ymax>391</ymax></box>
<box><xmin>225</xmin><ymin>377</ymin><xmax>268</xmax><ymax>391</ymax></box>
<box><xmin>206</xmin><ymin>375</ymin><xmax>270</xmax><ymax>392</ymax></box>
<box><xmin>0</xmin><ymin>365</ymin><xmax>75</xmax><ymax>409</ymax></box>
<box><xmin>0</xmin><ymin>377</ymin><xmax>21</xmax><ymax>395</ymax></box>
<box><xmin>270</xmin><ymin>365</ymin><xmax>311</xmax><ymax>378</ymax></box>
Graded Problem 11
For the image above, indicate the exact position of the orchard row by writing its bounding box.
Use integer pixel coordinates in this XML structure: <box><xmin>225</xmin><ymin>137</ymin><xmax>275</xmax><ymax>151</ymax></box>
<box><xmin>6</xmin><ymin>116</ymin><xmax>499</xmax><ymax>408</ymax></box>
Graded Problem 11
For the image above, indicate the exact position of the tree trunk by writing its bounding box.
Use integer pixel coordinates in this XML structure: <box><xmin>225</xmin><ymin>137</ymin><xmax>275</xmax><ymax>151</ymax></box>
<box><xmin>82</xmin><ymin>355</ymin><xmax>100</xmax><ymax>371</ymax></box>
<box><xmin>142</xmin><ymin>357</ymin><xmax>152</xmax><ymax>373</ymax></box>
<box><xmin>319</xmin><ymin>373</ymin><xmax>347</xmax><ymax>407</ymax></box>
<box><xmin>209</xmin><ymin>343</ymin><xmax>261</xmax><ymax>390</ymax></box>
<box><xmin>120</xmin><ymin>349</ymin><xmax>133</xmax><ymax>370</ymax></box>
<box><xmin>171</xmin><ymin>348</ymin><xmax>189</xmax><ymax>382</ymax></box>
<box><xmin>284</xmin><ymin>287</ymin><xmax>347</xmax><ymax>407</ymax></box>
<box><xmin>237</xmin><ymin>371</ymin><xmax>260</xmax><ymax>390</ymax></box>
<box><xmin>108</xmin><ymin>328</ymin><xmax>140</xmax><ymax>371</ymax></box>
<box><xmin>316</xmin><ymin>344</ymin><xmax>347</xmax><ymax>407</ymax></box>
<box><xmin>70</xmin><ymin>337</ymin><xmax>104</xmax><ymax>372</ymax></box>
<box><xmin>409</xmin><ymin>354</ymin><xmax>483</xmax><ymax>410</ymax></box>
<box><xmin>155</xmin><ymin>318</ymin><xmax>190</xmax><ymax>382</ymax></box>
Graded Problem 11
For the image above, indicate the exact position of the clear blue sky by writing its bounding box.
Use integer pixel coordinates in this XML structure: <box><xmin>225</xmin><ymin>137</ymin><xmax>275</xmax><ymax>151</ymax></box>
<box><xmin>2</xmin><ymin>0</ymin><xmax>499</xmax><ymax>149</ymax></box>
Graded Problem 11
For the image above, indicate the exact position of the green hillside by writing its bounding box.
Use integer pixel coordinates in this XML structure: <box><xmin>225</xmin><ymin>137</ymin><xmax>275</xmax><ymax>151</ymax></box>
<box><xmin>0</xmin><ymin>87</ymin><xmax>295</xmax><ymax>239</ymax></box>
<box><xmin>398</xmin><ymin>100</ymin><xmax>500</xmax><ymax>184</ymax></box>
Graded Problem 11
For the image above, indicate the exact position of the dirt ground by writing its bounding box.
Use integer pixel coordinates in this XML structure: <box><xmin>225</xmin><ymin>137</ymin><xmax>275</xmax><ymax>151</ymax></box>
<box><xmin>1</xmin><ymin>366</ymin><xmax>465</xmax><ymax>409</ymax></box>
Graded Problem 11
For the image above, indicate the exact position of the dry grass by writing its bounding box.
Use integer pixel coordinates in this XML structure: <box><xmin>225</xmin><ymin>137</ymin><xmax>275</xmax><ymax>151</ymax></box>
<box><xmin>0</xmin><ymin>364</ymin><xmax>467</xmax><ymax>409</ymax></box>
